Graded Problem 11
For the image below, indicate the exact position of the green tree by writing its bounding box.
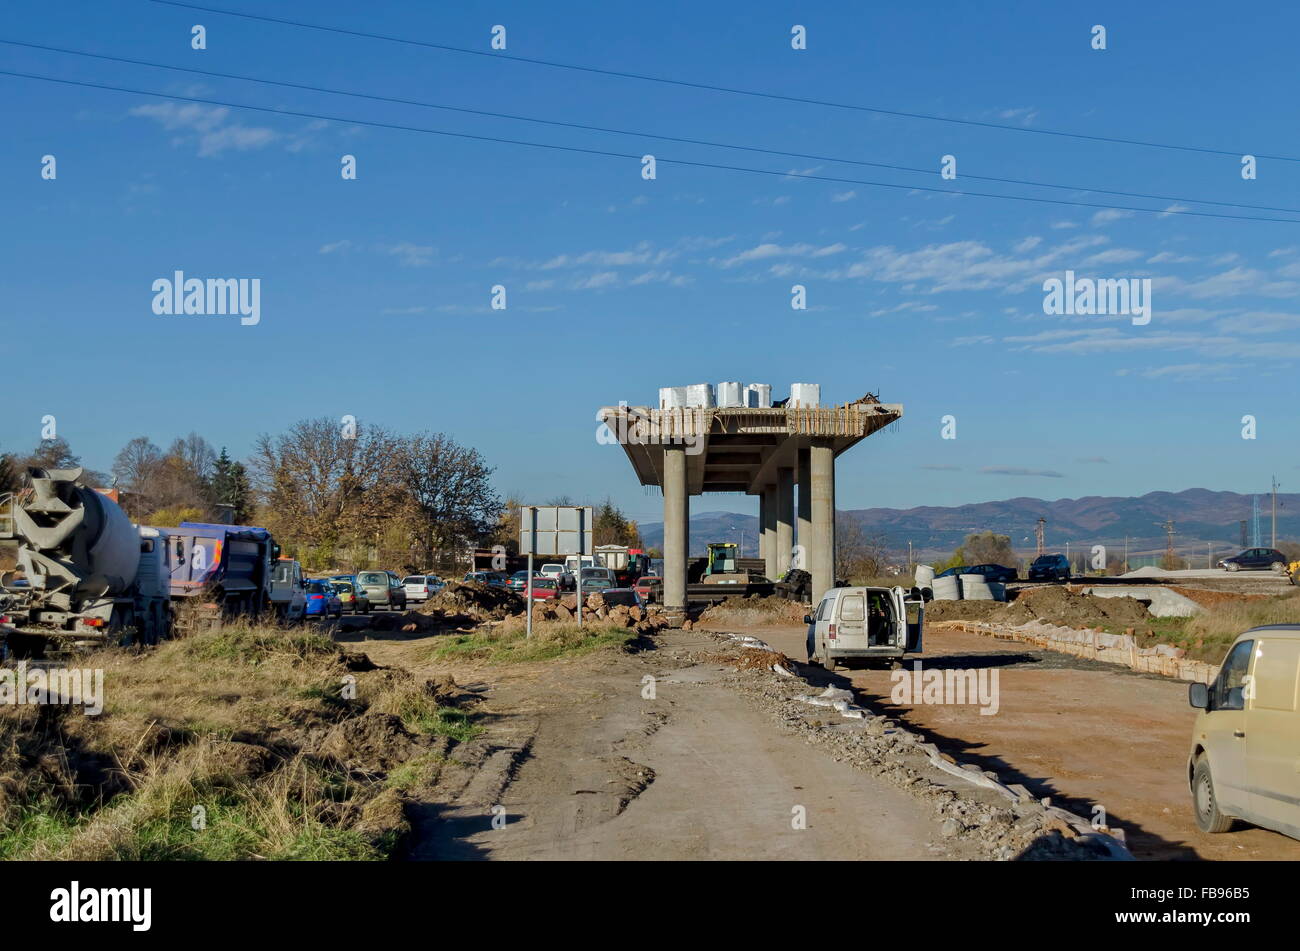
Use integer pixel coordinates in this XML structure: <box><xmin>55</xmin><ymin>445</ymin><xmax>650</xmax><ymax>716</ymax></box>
<box><xmin>208</xmin><ymin>448</ymin><xmax>253</xmax><ymax>523</ymax></box>
<box><xmin>954</xmin><ymin>530</ymin><xmax>1019</xmax><ymax>568</ymax></box>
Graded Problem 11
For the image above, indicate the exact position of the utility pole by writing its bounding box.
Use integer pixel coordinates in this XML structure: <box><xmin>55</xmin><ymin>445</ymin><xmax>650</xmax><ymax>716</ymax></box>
<box><xmin>1035</xmin><ymin>517</ymin><xmax>1046</xmax><ymax>556</ymax></box>
<box><xmin>1124</xmin><ymin>535</ymin><xmax>1129</xmax><ymax>574</ymax></box>
<box><xmin>1157</xmin><ymin>519</ymin><xmax>1177</xmax><ymax>568</ymax></box>
<box><xmin>1272</xmin><ymin>475</ymin><xmax>1280</xmax><ymax>547</ymax></box>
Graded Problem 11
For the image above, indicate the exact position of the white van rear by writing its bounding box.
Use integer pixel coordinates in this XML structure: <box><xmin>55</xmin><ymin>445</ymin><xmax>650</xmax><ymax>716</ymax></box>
<box><xmin>804</xmin><ymin>585</ymin><xmax>924</xmax><ymax>669</ymax></box>
<box><xmin>1188</xmin><ymin>624</ymin><xmax>1300</xmax><ymax>841</ymax></box>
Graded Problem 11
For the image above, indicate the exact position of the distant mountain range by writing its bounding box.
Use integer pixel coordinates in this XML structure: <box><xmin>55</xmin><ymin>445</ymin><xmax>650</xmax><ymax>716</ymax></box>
<box><xmin>639</xmin><ymin>489</ymin><xmax>1300</xmax><ymax>558</ymax></box>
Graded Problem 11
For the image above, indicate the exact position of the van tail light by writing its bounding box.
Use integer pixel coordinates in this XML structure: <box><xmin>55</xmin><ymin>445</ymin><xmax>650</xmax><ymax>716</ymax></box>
<box><xmin>828</xmin><ymin>623</ymin><xmax>837</xmax><ymax>639</ymax></box>
<box><xmin>83</xmin><ymin>618</ymin><xmax>105</xmax><ymax>628</ymax></box>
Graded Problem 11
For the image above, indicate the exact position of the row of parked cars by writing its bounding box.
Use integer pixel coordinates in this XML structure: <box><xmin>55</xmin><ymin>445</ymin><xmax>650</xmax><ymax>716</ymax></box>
<box><xmin>935</xmin><ymin>548</ymin><xmax>1292</xmax><ymax>587</ymax></box>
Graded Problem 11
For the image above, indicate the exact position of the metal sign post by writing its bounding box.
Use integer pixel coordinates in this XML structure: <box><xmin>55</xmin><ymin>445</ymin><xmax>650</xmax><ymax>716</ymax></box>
<box><xmin>519</xmin><ymin>504</ymin><xmax>593</xmax><ymax>633</ymax></box>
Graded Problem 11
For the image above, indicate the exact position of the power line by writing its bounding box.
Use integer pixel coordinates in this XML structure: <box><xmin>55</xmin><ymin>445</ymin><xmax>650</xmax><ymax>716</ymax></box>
<box><xmin>144</xmin><ymin>0</ymin><xmax>1300</xmax><ymax>163</ymax></box>
<box><xmin>5</xmin><ymin>67</ymin><xmax>1298</xmax><ymax>224</ymax></box>
<box><xmin>7</xmin><ymin>37</ymin><xmax>1298</xmax><ymax>216</ymax></box>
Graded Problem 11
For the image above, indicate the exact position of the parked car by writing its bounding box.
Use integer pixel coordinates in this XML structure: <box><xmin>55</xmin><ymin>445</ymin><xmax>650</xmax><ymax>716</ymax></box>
<box><xmin>356</xmin><ymin>570</ymin><xmax>407</xmax><ymax>610</ymax></box>
<box><xmin>579</xmin><ymin>566</ymin><xmax>617</xmax><ymax>587</ymax></box>
<box><xmin>463</xmin><ymin>571</ymin><xmax>508</xmax><ymax>587</ymax></box>
<box><xmin>506</xmin><ymin>570</ymin><xmax>545</xmax><ymax>591</ymax></box>
<box><xmin>539</xmin><ymin>563</ymin><xmax>575</xmax><ymax>590</ymax></box>
<box><xmin>804</xmin><ymin>585</ymin><xmax>924</xmax><ymax>668</ymax></box>
<box><xmin>527</xmin><ymin>577</ymin><xmax>562</xmax><ymax>601</ymax></box>
<box><xmin>1187</xmin><ymin>624</ymin><xmax>1300</xmax><ymax>840</ymax></box>
<box><xmin>602</xmin><ymin>588</ymin><xmax>643</xmax><ymax>609</ymax></box>
<box><xmin>403</xmin><ymin>574</ymin><xmax>443</xmax><ymax>602</ymax></box>
<box><xmin>1027</xmin><ymin>553</ymin><xmax>1071</xmax><ymax>582</ymax></box>
<box><xmin>331</xmin><ymin>580</ymin><xmax>370</xmax><ymax>614</ymax></box>
<box><xmin>634</xmin><ymin>575</ymin><xmax>662</xmax><ymax>604</ymax></box>
<box><xmin>304</xmin><ymin>580</ymin><xmax>343</xmax><ymax>619</ymax></box>
<box><xmin>1218</xmin><ymin>548</ymin><xmax>1287</xmax><ymax>572</ymax></box>
<box><xmin>936</xmin><ymin>563</ymin><xmax>1017</xmax><ymax>584</ymax></box>
<box><xmin>579</xmin><ymin>573</ymin><xmax>615</xmax><ymax>596</ymax></box>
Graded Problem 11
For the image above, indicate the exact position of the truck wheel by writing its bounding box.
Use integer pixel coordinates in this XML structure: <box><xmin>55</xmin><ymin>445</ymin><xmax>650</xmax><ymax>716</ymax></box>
<box><xmin>1193</xmin><ymin>756</ymin><xmax>1234</xmax><ymax>834</ymax></box>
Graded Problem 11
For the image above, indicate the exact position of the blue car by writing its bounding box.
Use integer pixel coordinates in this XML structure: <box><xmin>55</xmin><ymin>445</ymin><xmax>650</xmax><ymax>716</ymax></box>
<box><xmin>303</xmin><ymin>580</ymin><xmax>343</xmax><ymax>618</ymax></box>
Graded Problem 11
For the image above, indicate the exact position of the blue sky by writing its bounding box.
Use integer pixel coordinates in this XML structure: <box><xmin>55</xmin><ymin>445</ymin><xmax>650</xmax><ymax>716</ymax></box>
<box><xmin>3</xmin><ymin>0</ymin><xmax>1298</xmax><ymax>528</ymax></box>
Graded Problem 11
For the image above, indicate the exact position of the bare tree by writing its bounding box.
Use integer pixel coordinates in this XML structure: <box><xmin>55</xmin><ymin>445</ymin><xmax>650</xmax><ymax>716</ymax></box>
<box><xmin>395</xmin><ymin>433</ymin><xmax>500</xmax><ymax>563</ymax></box>
<box><xmin>835</xmin><ymin>514</ymin><xmax>891</xmax><ymax>580</ymax></box>
<box><xmin>250</xmin><ymin>418</ymin><xmax>407</xmax><ymax>551</ymax></box>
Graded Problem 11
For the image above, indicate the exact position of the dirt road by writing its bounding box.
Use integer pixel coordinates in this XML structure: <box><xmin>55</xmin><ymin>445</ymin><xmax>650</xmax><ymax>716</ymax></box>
<box><xmin>349</xmin><ymin>626</ymin><xmax>986</xmax><ymax>860</ymax></box>
<box><xmin>745</xmin><ymin>621</ymin><xmax>1300</xmax><ymax>861</ymax></box>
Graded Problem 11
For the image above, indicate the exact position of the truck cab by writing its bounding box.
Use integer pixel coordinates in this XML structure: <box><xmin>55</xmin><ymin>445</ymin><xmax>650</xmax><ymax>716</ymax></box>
<box><xmin>805</xmin><ymin>585</ymin><xmax>925</xmax><ymax>669</ymax></box>
<box><xmin>270</xmin><ymin>558</ymin><xmax>307</xmax><ymax>621</ymax></box>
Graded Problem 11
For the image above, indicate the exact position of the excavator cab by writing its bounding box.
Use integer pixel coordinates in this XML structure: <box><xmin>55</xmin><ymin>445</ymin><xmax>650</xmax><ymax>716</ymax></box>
<box><xmin>706</xmin><ymin>543</ymin><xmax>738</xmax><ymax>575</ymax></box>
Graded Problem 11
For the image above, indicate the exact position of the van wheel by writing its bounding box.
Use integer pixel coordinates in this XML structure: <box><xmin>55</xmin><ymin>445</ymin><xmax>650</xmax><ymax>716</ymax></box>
<box><xmin>820</xmin><ymin>646</ymin><xmax>837</xmax><ymax>671</ymax></box>
<box><xmin>1193</xmin><ymin>756</ymin><xmax>1234</xmax><ymax>833</ymax></box>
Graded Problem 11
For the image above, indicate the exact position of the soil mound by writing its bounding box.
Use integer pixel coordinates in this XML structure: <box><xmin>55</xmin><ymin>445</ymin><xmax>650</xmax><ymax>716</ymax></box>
<box><xmin>420</xmin><ymin>581</ymin><xmax>523</xmax><ymax>620</ymax></box>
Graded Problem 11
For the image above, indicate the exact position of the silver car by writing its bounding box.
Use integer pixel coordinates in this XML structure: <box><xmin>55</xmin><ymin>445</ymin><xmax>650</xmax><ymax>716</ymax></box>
<box><xmin>357</xmin><ymin>570</ymin><xmax>407</xmax><ymax>610</ymax></box>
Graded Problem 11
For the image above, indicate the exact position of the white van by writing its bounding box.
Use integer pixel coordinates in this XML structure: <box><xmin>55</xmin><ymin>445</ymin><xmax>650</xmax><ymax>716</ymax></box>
<box><xmin>1188</xmin><ymin>624</ymin><xmax>1300</xmax><ymax>841</ymax></box>
<box><xmin>804</xmin><ymin>586</ymin><xmax>924</xmax><ymax>669</ymax></box>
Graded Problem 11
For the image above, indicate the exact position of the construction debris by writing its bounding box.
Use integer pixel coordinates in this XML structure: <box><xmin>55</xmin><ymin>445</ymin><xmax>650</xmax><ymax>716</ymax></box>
<box><xmin>419</xmin><ymin>581</ymin><xmax>524</xmax><ymax>620</ymax></box>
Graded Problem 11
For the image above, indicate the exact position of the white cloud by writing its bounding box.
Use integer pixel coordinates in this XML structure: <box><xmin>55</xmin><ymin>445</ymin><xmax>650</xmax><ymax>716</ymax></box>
<box><xmin>385</xmin><ymin>243</ymin><xmax>436</xmax><ymax>267</ymax></box>
<box><xmin>717</xmin><ymin>242</ymin><xmax>846</xmax><ymax>268</ymax></box>
<box><xmin>1090</xmin><ymin>209</ymin><xmax>1133</xmax><ymax>225</ymax></box>
<box><xmin>128</xmin><ymin>103</ymin><xmax>279</xmax><ymax>157</ymax></box>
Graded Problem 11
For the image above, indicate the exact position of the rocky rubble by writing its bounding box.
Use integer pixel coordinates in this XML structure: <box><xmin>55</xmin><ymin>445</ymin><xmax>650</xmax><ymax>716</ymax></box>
<box><xmin>703</xmin><ymin>631</ymin><xmax>1131</xmax><ymax>861</ymax></box>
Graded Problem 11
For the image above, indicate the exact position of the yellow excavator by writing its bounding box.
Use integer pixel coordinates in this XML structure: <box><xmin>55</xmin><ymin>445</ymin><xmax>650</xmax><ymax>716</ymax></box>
<box><xmin>702</xmin><ymin>542</ymin><xmax>750</xmax><ymax>584</ymax></box>
<box><xmin>1287</xmin><ymin>560</ymin><xmax>1300</xmax><ymax>586</ymax></box>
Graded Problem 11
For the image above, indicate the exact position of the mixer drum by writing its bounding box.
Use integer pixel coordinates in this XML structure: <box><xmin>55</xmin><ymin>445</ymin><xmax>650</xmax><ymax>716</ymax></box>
<box><xmin>14</xmin><ymin>467</ymin><xmax>141</xmax><ymax>601</ymax></box>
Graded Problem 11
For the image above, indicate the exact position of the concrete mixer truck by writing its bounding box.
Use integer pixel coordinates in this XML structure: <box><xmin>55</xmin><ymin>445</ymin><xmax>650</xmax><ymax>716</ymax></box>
<box><xmin>0</xmin><ymin>467</ymin><xmax>172</xmax><ymax>656</ymax></box>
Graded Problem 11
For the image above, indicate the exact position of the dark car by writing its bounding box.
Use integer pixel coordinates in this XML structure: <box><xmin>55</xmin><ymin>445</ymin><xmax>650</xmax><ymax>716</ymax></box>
<box><xmin>464</xmin><ymin>571</ymin><xmax>508</xmax><ymax>588</ymax></box>
<box><xmin>1027</xmin><ymin>553</ymin><xmax>1070</xmax><ymax>582</ymax></box>
<box><xmin>602</xmin><ymin>588</ymin><xmax>643</xmax><ymax>609</ymax></box>
<box><xmin>1218</xmin><ymin>548</ymin><xmax>1287</xmax><ymax>572</ymax></box>
<box><xmin>935</xmin><ymin>563</ymin><xmax>1017</xmax><ymax>584</ymax></box>
<box><xmin>506</xmin><ymin>570</ymin><xmax>544</xmax><ymax>591</ymax></box>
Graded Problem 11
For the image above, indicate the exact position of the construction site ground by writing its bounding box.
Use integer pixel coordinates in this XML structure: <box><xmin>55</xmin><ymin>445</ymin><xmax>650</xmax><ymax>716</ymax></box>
<box><xmin>338</xmin><ymin>621</ymin><xmax>978</xmax><ymax>860</ymax></box>
<box><xmin>729</xmin><ymin>618</ymin><xmax>1300</xmax><ymax>861</ymax></box>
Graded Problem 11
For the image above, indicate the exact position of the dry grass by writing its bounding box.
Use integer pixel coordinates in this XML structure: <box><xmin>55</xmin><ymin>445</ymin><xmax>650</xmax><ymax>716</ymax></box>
<box><xmin>0</xmin><ymin>620</ymin><xmax>405</xmax><ymax>860</ymax></box>
<box><xmin>424</xmin><ymin>621</ymin><xmax>637</xmax><ymax>665</ymax></box>
<box><xmin>1182</xmin><ymin>589</ymin><xmax>1300</xmax><ymax>661</ymax></box>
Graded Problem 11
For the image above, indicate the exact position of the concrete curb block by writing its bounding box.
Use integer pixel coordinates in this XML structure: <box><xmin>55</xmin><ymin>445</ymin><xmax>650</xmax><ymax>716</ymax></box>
<box><xmin>933</xmin><ymin>619</ymin><xmax>1217</xmax><ymax>683</ymax></box>
<box><xmin>713</xmin><ymin>633</ymin><xmax>1133</xmax><ymax>860</ymax></box>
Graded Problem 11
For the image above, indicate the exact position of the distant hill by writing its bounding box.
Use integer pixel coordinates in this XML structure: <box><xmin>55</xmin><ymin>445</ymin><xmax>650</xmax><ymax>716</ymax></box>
<box><xmin>639</xmin><ymin>490</ymin><xmax>1300</xmax><ymax>558</ymax></box>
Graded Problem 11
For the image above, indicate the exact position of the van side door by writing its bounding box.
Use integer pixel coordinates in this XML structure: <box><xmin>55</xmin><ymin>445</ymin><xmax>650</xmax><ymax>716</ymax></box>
<box><xmin>835</xmin><ymin>590</ymin><xmax>867</xmax><ymax>649</ymax></box>
<box><xmin>894</xmin><ymin>586</ymin><xmax>924</xmax><ymax>653</ymax></box>
<box><xmin>1244</xmin><ymin>636</ymin><xmax>1300</xmax><ymax>836</ymax></box>
<box><xmin>1201</xmin><ymin>639</ymin><xmax>1255</xmax><ymax>816</ymax></box>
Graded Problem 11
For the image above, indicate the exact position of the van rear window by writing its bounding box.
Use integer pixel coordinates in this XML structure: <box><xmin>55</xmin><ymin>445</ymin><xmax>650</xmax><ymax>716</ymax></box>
<box><xmin>839</xmin><ymin>594</ymin><xmax>865</xmax><ymax>621</ymax></box>
<box><xmin>358</xmin><ymin>572</ymin><xmax>385</xmax><ymax>583</ymax></box>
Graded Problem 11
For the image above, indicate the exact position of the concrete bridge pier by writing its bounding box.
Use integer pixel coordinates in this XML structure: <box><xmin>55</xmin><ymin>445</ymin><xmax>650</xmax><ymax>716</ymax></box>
<box><xmin>662</xmin><ymin>445</ymin><xmax>688</xmax><ymax>619</ymax></box>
